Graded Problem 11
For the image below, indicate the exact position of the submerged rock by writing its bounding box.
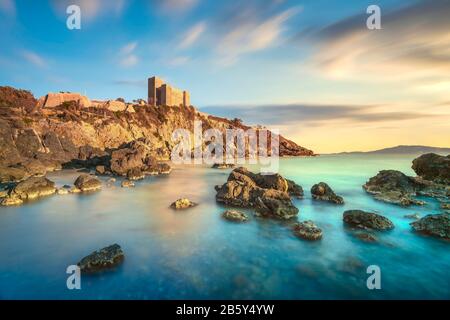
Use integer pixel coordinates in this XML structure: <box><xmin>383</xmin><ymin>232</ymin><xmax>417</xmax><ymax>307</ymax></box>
<box><xmin>57</xmin><ymin>187</ymin><xmax>70</xmax><ymax>195</ymax></box>
<box><xmin>215</xmin><ymin>167</ymin><xmax>298</xmax><ymax>220</ymax></box>
<box><xmin>412</xmin><ymin>153</ymin><xmax>450</xmax><ymax>184</ymax></box>
<box><xmin>410</xmin><ymin>213</ymin><xmax>449</xmax><ymax>239</ymax></box>
<box><xmin>212</xmin><ymin>163</ymin><xmax>235</xmax><ymax>169</ymax></box>
<box><xmin>74</xmin><ymin>174</ymin><xmax>102</xmax><ymax>192</ymax></box>
<box><xmin>170</xmin><ymin>198</ymin><xmax>197</xmax><ymax>210</ymax></box>
<box><xmin>343</xmin><ymin>210</ymin><xmax>394</xmax><ymax>230</ymax></box>
<box><xmin>404</xmin><ymin>213</ymin><xmax>421</xmax><ymax>220</ymax></box>
<box><xmin>311</xmin><ymin>182</ymin><xmax>344</xmax><ymax>204</ymax></box>
<box><xmin>293</xmin><ymin>221</ymin><xmax>323</xmax><ymax>240</ymax></box>
<box><xmin>77</xmin><ymin>244</ymin><xmax>124</xmax><ymax>274</ymax></box>
<box><xmin>363</xmin><ymin>170</ymin><xmax>424</xmax><ymax>206</ymax></box>
<box><xmin>121</xmin><ymin>180</ymin><xmax>135</xmax><ymax>188</ymax></box>
<box><xmin>222</xmin><ymin>210</ymin><xmax>248</xmax><ymax>222</ymax></box>
<box><xmin>354</xmin><ymin>232</ymin><xmax>378</xmax><ymax>243</ymax></box>
<box><xmin>1</xmin><ymin>196</ymin><xmax>23</xmax><ymax>206</ymax></box>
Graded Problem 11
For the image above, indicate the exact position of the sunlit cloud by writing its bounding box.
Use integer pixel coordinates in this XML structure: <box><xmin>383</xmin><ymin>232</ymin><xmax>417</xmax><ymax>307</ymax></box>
<box><xmin>296</xmin><ymin>0</ymin><xmax>450</xmax><ymax>86</ymax></box>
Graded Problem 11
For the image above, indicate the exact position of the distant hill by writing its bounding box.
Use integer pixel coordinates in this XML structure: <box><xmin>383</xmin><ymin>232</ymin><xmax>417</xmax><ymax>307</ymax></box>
<box><xmin>331</xmin><ymin>145</ymin><xmax>450</xmax><ymax>155</ymax></box>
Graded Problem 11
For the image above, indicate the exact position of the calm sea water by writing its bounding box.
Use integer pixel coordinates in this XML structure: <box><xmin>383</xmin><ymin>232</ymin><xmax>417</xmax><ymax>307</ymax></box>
<box><xmin>0</xmin><ymin>154</ymin><xmax>449</xmax><ymax>300</ymax></box>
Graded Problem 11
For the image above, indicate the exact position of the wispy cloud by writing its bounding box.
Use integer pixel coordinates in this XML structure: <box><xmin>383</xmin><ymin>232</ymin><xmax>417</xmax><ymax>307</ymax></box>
<box><xmin>212</xmin><ymin>3</ymin><xmax>301</xmax><ymax>65</ymax></box>
<box><xmin>21</xmin><ymin>50</ymin><xmax>46</xmax><ymax>68</ymax></box>
<box><xmin>0</xmin><ymin>0</ymin><xmax>15</xmax><ymax>16</ymax></box>
<box><xmin>120</xmin><ymin>41</ymin><xmax>138</xmax><ymax>55</ymax></box>
<box><xmin>151</xmin><ymin>0</ymin><xmax>199</xmax><ymax>14</ymax></box>
<box><xmin>179</xmin><ymin>22</ymin><xmax>206</xmax><ymax>49</ymax></box>
<box><xmin>167</xmin><ymin>56</ymin><xmax>191</xmax><ymax>67</ymax></box>
<box><xmin>118</xmin><ymin>42</ymin><xmax>139</xmax><ymax>67</ymax></box>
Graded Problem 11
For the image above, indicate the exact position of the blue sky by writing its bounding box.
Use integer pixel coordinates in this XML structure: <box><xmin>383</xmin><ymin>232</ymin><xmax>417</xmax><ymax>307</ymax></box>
<box><xmin>0</xmin><ymin>0</ymin><xmax>449</xmax><ymax>152</ymax></box>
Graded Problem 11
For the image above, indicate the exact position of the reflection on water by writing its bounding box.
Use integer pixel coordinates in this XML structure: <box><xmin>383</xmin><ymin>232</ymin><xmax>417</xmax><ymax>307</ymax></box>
<box><xmin>0</xmin><ymin>155</ymin><xmax>449</xmax><ymax>299</ymax></box>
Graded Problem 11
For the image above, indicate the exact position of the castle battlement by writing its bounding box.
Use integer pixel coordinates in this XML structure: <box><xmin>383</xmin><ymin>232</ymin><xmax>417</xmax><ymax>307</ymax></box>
<box><xmin>148</xmin><ymin>76</ymin><xmax>190</xmax><ymax>107</ymax></box>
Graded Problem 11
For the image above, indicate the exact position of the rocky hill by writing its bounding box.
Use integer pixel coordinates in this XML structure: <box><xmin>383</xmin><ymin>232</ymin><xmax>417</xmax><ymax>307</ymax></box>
<box><xmin>0</xmin><ymin>86</ymin><xmax>314</xmax><ymax>183</ymax></box>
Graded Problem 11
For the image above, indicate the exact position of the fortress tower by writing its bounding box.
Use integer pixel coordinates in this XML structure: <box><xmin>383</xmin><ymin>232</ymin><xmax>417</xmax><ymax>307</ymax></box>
<box><xmin>148</xmin><ymin>76</ymin><xmax>190</xmax><ymax>107</ymax></box>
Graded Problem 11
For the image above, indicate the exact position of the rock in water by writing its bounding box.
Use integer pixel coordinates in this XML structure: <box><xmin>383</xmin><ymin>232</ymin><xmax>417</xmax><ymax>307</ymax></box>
<box><xmin>311</xmin><ymin>182</ymin><xmax>344</xmax><ymax>204</ymax></box>
<box><xmin>121</xmin><ymin>180</ymin><xmax>135</xmax><ymax>188</ymax></box>
<box><xmin>404</xmin><ymin>213</ymin><xmax>420</xmax><ymax>220</ymax></box>
<box><xmin>343</xmin><ymin>210</ymin><xmax>394</xmax><ymax>230</ymax></box>
<box><xmin>286</xmin><ymin>179</ymin><xmax>304</xmax><ymax>198</ymax></box>
<box><xmin>95</xmin><ymin>165</ymin><xmax>106</xmax><ymax>175</ymax></box>
<box><xmin>222</xmin><ymin>210</ymin><xmax>248</xmax><ymax>222</ymax></box>
<box><xmin>215</xmin><ymin>167</ymin><xmax>298</xmax><ymax>220</ymax></box>
<box><xmin>410</xmin><ymin>214</ymin><xmax>449</xmax><ymax>239</ymax></box>
<box><xmin>293</xmin><ymin>221</ymin><xmax>323</xmax><ymax>240</ymax></box>
<box><xmin>412</xmin><ymin>153</ymin><xmax>450</xmax><ymax>184</ymax></box>
<box><xmin>212</xmin><ymin>163</ymin><xmax>235</xmax><ymax>169</ymax></box>
<box><xmin>362</xmin><ymin>170</ymin><xmax>424</xmax><ymax>206</ymax></box>
<box><xmin>1</xmin><ymin>176</ymin><xmax>56</xmax><ymax>205</ymax></box>
<box><xmin>74</xmin><ymin>174</ymin><xmax>102</xmax><ymax>192</ymax></box>
<box><xmin>1</xmin><ymin>196</ymin><xmax>23</xmax><ymax>206</ymax></box>
<box><xmin>170</xmin><ymin>198</ymin><xmax>197</xmax><ymax>209</ymax></box>
<box><xmin>77</xmin><ymin>244</ymin><xmax>124</xmax><ymax>274</ymax></box>
<box><xmin>127</xmin><ymin>168</ymin><xmax>145</xmax><ymax>181</ymax></box>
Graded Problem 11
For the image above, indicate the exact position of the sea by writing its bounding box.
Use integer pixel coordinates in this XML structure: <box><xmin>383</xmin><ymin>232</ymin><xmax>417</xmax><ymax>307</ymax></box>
<box><xmin>0</xmin><ymin>154</ymin><xmax>449</xmax><ymax>299</ymax></box>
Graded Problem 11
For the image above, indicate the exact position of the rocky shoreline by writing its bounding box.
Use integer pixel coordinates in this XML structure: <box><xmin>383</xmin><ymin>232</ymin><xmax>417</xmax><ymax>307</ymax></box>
<box><xmin>1</xmin><ymin>86</ymin><xmax>449</xmax><ymax>274</ymax></box>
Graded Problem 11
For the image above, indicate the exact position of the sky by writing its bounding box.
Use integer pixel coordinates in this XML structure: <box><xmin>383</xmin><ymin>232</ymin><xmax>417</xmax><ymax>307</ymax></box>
<box><xmin>0</xmin><ymin>0</ymin><xmax>449</xmax><ymax>153</ymax></box>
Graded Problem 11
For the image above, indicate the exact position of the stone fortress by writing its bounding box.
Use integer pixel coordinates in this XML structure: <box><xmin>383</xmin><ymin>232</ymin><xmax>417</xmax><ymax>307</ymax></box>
<box><xmin>36</xmin><ymin>76</ymin><xmax>191</xmax><ymax>112</ymax></box>
<box><xmin>148</xmin><ymin>76</ymin><xmax>190</xmax><ymax>107</ymax></box>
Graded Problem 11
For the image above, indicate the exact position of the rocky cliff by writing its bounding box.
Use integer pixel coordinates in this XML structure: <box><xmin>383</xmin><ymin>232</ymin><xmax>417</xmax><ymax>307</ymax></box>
<box><xmin>0</xmin><ymin>86</ymin><xmax>314</xmax><ymax>182</ymax></box>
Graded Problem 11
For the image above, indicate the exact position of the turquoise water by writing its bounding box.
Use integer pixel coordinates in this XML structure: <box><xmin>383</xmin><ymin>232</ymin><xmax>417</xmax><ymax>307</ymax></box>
<box><xmin>0</xmin><ymin>154</ymin><xmax>449</xmax><ymax>300</ymax></box>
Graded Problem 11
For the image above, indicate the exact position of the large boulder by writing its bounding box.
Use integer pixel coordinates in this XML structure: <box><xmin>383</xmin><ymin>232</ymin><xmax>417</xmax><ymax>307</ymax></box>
<box><xmin>215</xmin><ymin>167</ymin><xmax>299</xmax><ymax>220</ymax></box>
<box><xmin>363</xmin><ymin>170</ymin><xmax>424</xmax><ymax>206</ymax></box>
<box><xmin>1</xmin><ymin>176</ymin><xmax>56</xmax><ymax>205</ymax></box>
<box><xmin>0</xmin><ymin>165</ymin><xmax>29</xmax><ymax>183</ymax></box>
<box><xmin>109</xmin><ymin>139</ymin><xmax>170</xmax><ymax>176</ymax></box>
<box><xmin>412</xmin><ymin>153</ymin><xmax>450</xmax><ymax>184</ymax></box>
<box><xmin>410</xmin><ymin>213</ymin><xmax>449</xmax><ymax>239</ymax></box>
<box><xmin>77</xmin><ymin>244</ymin><xmax>124</xmax><ymax>274</ymax></box>
<box><xmin>0</xmin><ymin>86</ymin><xmax>37</xmax><ymax>113</ymax></box>
<box><xmin>37</xmin><ymin>92</ymin><xmax>91</xmax><ymax>109</ymax></box>
<box><xmin>343</xmin><ymin>210</ymin><xmax>394</xmax><ymax>230</ymax></box>
<box><xmin>311</xmin><ymin>182</ymin><xmax>344</xmax><ymax>204</ymax></box>
<box><xmin>286</xmin><ymin>179</ymin><xmax>304</xmax><ymax>198</ymax></box>
<box><xmin>74</xmin><ymin>174</ymin><xmax>102</xmax><ymax>192</ymax></box>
